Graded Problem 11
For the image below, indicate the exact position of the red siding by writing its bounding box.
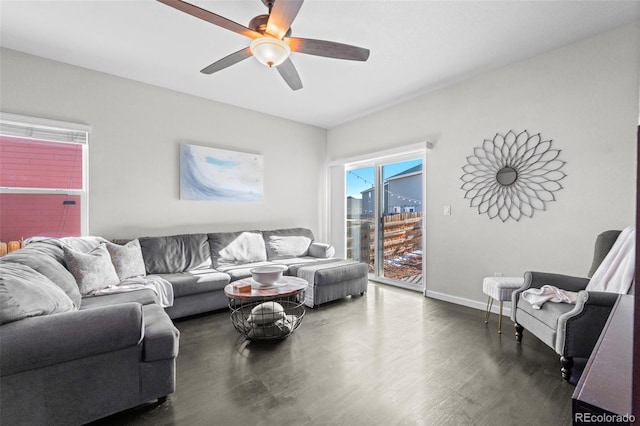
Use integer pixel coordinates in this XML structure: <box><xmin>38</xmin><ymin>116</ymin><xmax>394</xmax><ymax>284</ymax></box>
<box><xmin>0</xmin><ymin>136</ymin><xmax>83</xmax><ymax>189</ymax></box>
<box><xmin>0</xmin><ymin>193</ymin><xmax>81</xmax><ymax>241</ymax></box>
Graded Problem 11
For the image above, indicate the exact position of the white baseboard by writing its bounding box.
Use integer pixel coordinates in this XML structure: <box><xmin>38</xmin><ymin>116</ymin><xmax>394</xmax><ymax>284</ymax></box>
<box><xmin>424</xmin><ymin>289</ymin><xmax>512</xmax><ymax>317</ymax></box>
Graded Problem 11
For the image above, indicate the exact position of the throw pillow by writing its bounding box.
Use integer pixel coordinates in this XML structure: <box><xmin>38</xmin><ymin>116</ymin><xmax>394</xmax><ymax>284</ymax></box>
<box><xmin>63</xmin><ymin>244</ymin><xmax>120</xmax><ymax>295</ymax></box>
<box><xmin>105</xmin><ymin>239</ymin><xmax>147</xmax><ymax>281</ymax></box>
<box><xmin>247</xmin><ymin>301</ymin><xmax>286</xmax><ymax>325</ymax></box>
<box><xmin>216</xmin><ymin>231</ymin><xmax>267</xmax><ymax>267</ymax></box>
<box><xmin>0</xmin><ymin>262</ymin><xmax>76</xmax><ymax>325</ymax></box>
<box><xmin>266</xmin><ymin>235</ymin><xmax>312</xmax><ymax>259</ymax></box>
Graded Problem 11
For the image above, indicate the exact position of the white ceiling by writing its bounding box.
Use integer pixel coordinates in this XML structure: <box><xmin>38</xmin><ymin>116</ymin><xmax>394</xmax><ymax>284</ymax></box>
<box><xmin>1</xmin><ymin>1</ymin><xmax>639</xmax><ymax>129</ymax></box>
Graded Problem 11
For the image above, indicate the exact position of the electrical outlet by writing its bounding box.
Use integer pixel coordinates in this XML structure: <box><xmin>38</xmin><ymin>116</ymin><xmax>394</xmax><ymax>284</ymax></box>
<box><xmin>444</xmin><ymin>205</ymin><xmax>451</xmax><ymax>216</ymax></box>
<box><xmin>494</xmin><ymin>272</ymin><xmax>503</xmax><ymax>277</ymax></box>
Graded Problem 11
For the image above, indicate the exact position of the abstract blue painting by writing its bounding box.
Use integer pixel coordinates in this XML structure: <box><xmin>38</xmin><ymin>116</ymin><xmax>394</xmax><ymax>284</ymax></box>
<box><xmin>180</xmin><ymin>144</ymin><xmax>263</xmax><ymax>202</ymax></box>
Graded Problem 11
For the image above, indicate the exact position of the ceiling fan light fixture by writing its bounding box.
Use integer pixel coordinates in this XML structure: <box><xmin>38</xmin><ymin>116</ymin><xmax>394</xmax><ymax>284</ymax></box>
<box><xmin>250</xmin><ymin>37</ymin><xmax>290</xmax><ymax>67</ymax></box>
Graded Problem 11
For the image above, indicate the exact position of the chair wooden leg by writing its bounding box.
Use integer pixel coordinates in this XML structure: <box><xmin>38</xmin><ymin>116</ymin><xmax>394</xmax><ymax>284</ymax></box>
<box><xmin>515</xmin><ymin>323</ymin><xmax>524</xmax><ymax>343</ymax></box>
<box><xmin>560</xmin><ymin>356</ymin><xmax>573</xmax><ymax>382</ymax></box>
<box><xmin>498</xmin><ymin>301</ymin><xmax>503</xmax><ymax>334</ymax></box>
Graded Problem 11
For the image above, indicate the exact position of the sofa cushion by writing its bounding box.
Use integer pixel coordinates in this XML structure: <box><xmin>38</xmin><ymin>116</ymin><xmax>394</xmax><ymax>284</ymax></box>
<box><xmin>23</xmin><ymin>237</ymin><xmax>67</xmax><ymax>263</ymax></box>
<box><xmin>1</xmin><ymin>248</ymin><xmax>81</xmax><ymax>308</ymax></box>
<box><xmin>63</xmin><ymin>244</ymin><xmax>120</xmax><ymax>295</ymax></box>
<box><xmin>263</xmin><ymin>228</ymin><xmax>314</xmax><ymax>260</ymax></box>
<box><xmin>105</xmin><ymin>239</ymin><xmax>146</xmax><ymax>281</ymax></box>
<box><xmin>216</xmin><ymin>261</ymin><xmax>275</xmax><ymax>282</ymax></box>
<box><xmin>208</xmin><ymin>231</ymin><xmax>267</xmax><ymax>268</ymax></box>
<box><xmin>80</xmin><ymin>289</ymin><xmax>159</xmax><ymax>310</ymax></box>
<box><xmin>272</xmin><ymin>256</ymin><xmax>334</xmax><ymax>269</ymax></box>
<box><xmin>156</xmin><ymin>269</ymin><xmax>230</xmax><ymax>297</ymax></box>
<box><xmin>139</xmin><ymin>234</ymin><xmax>212</xmax><ymax>274</ymax></box>
<box><xmin>60</xmin><ymin>236</ymin><xmax>109</xmax><ymax>253</ymax></box>
<box><xmin>517</xmin><ymin>298</ymin><xmax>576</xmax><ymax>330</ymax></box>
<box><xmin>0</xmin><ymin>262</ymin><xmax>76</xmax><ymax>324</ymax></box>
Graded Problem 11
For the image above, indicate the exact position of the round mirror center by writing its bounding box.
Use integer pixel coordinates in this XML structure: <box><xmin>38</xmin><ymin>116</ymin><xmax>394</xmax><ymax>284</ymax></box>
<box><xmin>496</xmin><ymin>167</ymin><xmax>517</xmax><ymax>186</ymax></box>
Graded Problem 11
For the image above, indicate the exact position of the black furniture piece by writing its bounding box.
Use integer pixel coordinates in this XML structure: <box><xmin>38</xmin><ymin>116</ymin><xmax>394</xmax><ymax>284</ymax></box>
<box><xmin>572</xmin><ymin>295</ymin><xmax>633</xmax><ymax>425</ymax></box>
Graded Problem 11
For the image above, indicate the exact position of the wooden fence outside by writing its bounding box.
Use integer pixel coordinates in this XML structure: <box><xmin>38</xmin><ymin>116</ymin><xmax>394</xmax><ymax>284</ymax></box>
<box><xmin>346</xmin><ymin>212</ymin><xmax>422</xmax><ymax>267</ymax></box>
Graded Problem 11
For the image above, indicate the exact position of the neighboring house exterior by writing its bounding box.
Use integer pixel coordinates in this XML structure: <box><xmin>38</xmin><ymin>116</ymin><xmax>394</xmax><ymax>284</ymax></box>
<box><xmin>360</xmin><ymin>187</ymin><xmax>375</xmax><ymax>215</ymax></box>
<box><xmin>386</xmin><ymin>164</ymin><xmax>422</xmax><ymax>214</ymax></box>
<box><xmin>360</xmin><ymin>164</ymin><xmax>423</xmax><ymax>215</ymax></box>
<box><xmin>346</xmin><ymin>196</ymin><xmax>362</xmax><ymax>219</ymax></box>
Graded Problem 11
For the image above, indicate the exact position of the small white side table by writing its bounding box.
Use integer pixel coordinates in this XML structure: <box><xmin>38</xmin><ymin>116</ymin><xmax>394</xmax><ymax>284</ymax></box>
<box><xmin>482</xmin><ymin>276</ymin><xmax>524</xmax><ymax>334</ymax></box>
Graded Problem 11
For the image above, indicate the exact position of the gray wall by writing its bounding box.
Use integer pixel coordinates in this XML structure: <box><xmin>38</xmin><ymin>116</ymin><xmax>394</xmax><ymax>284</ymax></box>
<box><xmin>0</xmin><ymin>48</ymin><xmax>328</xmax><ymax>240</ymax></box>
<box><xmin>327</xmin><ymin>23</ymin><xmax>639</xmax><ymax>309</ymax></box>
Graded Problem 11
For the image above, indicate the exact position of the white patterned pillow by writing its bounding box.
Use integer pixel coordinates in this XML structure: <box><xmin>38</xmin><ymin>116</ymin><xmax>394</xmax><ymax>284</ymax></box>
<box><xmin>63</xmin><ymin>244</ymin><xmax>120</xmax><ymax>295</ymax></box>
<box><xmin>105</xmin><ymin>239</ymin><xmax>146</xmax><ymax>281</ymax></box>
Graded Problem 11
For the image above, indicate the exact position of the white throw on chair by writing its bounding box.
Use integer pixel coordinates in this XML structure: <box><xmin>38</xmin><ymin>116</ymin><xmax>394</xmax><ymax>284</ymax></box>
<box><xmin>483</xmin><ymin>276</ymin><xmax>524</xmax><ymax>333</ymax></box>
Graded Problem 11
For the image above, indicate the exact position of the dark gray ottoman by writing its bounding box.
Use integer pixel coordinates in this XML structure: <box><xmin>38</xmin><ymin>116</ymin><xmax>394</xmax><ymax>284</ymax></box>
<box><xmin>288</xmin><ymin>260</ymin><xmax>368</xmax><ymax>308</ymax></box>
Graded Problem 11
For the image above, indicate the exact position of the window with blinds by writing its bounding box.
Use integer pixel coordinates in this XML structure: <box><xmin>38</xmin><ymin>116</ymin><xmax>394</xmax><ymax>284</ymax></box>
<box><xmin>0</xmin><ymin>112</ymin><xmax>90</xmax><ymax>241</ymax></box>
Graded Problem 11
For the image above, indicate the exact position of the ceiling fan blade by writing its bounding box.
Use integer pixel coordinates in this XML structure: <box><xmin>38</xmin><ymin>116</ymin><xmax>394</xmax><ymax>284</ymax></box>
<box><xmin>276</xmin><ymin>58</ymin><xmax>303</xmax><ymax>91</ymax></box>
<box><xmin>200</xmin><ymin>47</ymin><xmax>253</xmax><ymax>74</ymax></box>
<box><xmin>266</xmin><ymin>0</ymin><xmax>304</xmax><ymax>39</ymax></box>
<box><xmin>286</xmin><ymin>37</ymin><xmax>370</xmax><ymax>61</ymax></box>
<box><xmin>157</xmin><ymin>0</ymin><xmax>262</xmax><ymax>39</ymax></box>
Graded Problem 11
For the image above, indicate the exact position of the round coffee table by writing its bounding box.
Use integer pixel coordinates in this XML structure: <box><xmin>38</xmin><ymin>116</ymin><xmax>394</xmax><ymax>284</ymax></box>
<box><xmin>224</xmin><ymin>276</ymin><xmax>307</xmax><ymax>341</ymax></box>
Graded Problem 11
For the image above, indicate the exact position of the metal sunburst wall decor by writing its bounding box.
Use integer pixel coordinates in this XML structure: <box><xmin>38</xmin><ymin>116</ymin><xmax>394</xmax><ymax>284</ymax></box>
<box><xmin>460</xmin><ymin>130</ymin><xmax>566</xmax><ymax>222</ymax></box>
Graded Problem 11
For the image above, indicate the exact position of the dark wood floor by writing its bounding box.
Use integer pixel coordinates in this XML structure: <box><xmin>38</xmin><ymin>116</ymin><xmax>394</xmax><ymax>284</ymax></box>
<box><xmin>91</xmin><ymin>283</ymin><xmax>574</xmax><ymax>425</ymax></box>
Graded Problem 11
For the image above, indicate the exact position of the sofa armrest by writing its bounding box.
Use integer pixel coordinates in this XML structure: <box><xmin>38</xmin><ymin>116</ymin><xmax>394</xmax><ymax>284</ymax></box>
<box><xmin>308</xmin><ymin>242</ymin><xmax>335</xmax><ymax>259</ymax></box>
<box><xmin>582</xmin><ymin>290</ymin><xmax>620</xmax><ymax>307</ymax></box>
<box><xmin>555</xmin><ymin>291</ymin><xmax>619</xmax><ymax>357</ymax></box>
<box><xmin>0</xmin><ymin>302</ymin><xmax>144</xmax><ymax>375</ymax></box>
<box><xmin>142</xmin><ymin>304</ymin><xmax>179</xmax><ymax>362</ymax></box>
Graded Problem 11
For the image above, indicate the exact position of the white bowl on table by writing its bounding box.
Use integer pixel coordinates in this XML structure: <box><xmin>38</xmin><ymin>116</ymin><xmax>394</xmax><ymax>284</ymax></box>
<box><xmin>250</xmin><ymin>265</ymin><xmax>286</xmax><ymax>285</ymax></box>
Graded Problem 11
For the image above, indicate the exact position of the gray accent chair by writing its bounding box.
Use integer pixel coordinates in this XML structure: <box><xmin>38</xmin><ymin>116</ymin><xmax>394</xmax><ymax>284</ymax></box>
<box><xmin>511</xmin><ymin>230</ymin><xmax>629</xmax><ymax>382</ymax></box>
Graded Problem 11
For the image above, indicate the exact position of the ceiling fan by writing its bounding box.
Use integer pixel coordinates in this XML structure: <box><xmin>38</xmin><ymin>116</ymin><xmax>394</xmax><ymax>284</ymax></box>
<box><xmin>157</xmin><ymin>0</ymin><xmax>370</xmax><ymax>90</ymax></box>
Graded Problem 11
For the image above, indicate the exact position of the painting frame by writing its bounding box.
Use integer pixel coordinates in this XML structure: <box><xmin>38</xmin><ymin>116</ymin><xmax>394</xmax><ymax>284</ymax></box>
<box><xmin>180</xmin><ymin>143</ymin><xmax>263</xmax><ymax>202</ymax></box>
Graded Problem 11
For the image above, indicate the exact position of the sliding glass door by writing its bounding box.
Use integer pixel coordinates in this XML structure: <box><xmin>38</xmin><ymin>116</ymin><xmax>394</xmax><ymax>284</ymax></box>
<box><xmin>346</xmin><ymin>157</ymin><xmax>424</xmax><ymax>289</ymax></box>
<box><xmin>346</xmin><ymin>166</ymin><xmax>375</xmax><ymax>272</ymax></box>
<box><xmin>379</xmin><ymin>160</ymin><xmax>423</xmax><ymax>285</ymax></box>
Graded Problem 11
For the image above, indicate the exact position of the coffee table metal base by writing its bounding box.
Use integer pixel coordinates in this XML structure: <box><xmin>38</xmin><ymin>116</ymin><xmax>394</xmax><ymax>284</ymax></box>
<box><xmin>228</xmin><ymin>297</ymin><xmax>305</xmax><ymax>341</ymax></box>
<box><xmin>224</xmin><ymin>277</ymin><xmax>307</xmax><ymax>341</ymax></box>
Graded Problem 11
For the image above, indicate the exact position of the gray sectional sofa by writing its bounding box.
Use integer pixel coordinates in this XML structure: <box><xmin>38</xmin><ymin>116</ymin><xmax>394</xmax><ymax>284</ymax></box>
<box><xmin>0</xmin><ymin>227</ymin><xmax>367</xmax><ymax>425</ymax></box>
<box><xmin>138</xmin><ymin>227</ymin><xmax>368</xmax><ymax>315</ymax></box>
<box><xmin>0</xmin><ymin>236</ymin><xmax>180</xmax><ymax>426</ymax></box>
